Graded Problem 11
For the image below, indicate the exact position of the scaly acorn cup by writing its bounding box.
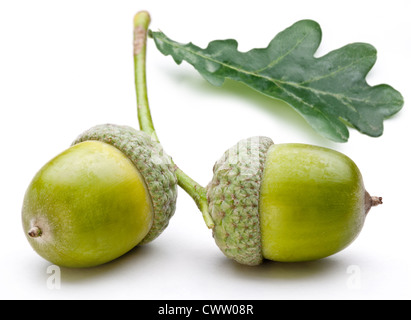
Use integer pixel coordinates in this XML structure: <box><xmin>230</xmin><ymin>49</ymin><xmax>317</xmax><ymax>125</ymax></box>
<box><xmin>73</xmin><ymin>124</ymin><xmax>177</xmax><ymax>245</ymax></box>
<box><xmin>22</xmin><ymin>124</ymin><xmax>177</xmax><ymax>268</ymax></box>
<box><xmin>206</xmin><ymin>137</ymin><xmax>382</xmax><ymax>266</ymax></box>
<box><xmin>22</xmin><ymin>12</ymin><xmax>178</xmax><ymax>268</ymax></box>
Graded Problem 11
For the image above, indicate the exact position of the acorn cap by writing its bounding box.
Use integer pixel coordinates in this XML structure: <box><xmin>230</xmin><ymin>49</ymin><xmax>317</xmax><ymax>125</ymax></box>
<box><xmin>207</xmin><ymin>136</ymin><xmax>274</xmax><ymax>266</ymax></box>
<box><xmin>72</xmin><ymin>124</ymin><xmax>178</xmax><ymax>244</ymax></box>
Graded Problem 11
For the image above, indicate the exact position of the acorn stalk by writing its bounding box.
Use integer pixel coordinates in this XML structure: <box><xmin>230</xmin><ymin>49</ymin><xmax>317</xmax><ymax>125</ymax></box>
<box><xmin>133</xmin><ymin>11</ymin><xmax>213</xmax><ymax>229</ymax></box>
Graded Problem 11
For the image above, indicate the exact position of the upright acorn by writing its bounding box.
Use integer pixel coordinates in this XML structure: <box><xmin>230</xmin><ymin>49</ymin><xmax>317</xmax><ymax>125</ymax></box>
<box><xmin>22</xmin><ymin>124</ymin><xmax>177</xmax><ymax>268</ymax></box>
<box><xmin>22</xmin><ymin>12</ymin><xmax>178</xmax><ymax>268</ymax></box>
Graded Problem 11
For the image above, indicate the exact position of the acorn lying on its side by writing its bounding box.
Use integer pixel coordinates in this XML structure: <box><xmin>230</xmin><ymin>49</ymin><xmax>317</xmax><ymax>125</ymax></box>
<box><xmin>207</xmin><ymin>137</ymin><xmax>382</xmax><ymax>266</ymax></box>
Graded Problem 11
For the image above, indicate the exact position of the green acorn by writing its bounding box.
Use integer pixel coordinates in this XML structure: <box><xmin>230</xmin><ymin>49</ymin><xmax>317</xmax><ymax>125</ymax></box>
<box><xmin>22</xmin><ymin>12</ymin><xmax>180</xmax><ymax>268</ymax></box>
<box><xmin>206</xmin><ymin>137</ymin><xmax>382</xmax><ymax>266</ymax></box>
<box><xmin>22</xmin><ymin>124</ymin><xmax>177</xmax><ymax>268</ymax></box>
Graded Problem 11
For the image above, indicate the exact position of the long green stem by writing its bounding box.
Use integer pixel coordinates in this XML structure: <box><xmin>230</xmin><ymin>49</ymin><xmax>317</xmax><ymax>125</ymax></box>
<box><xmin>133</xmin><ymin>11</ymin><xmax>214</xmax><ymax>229</ymax></box>
<box><xmin>133</xmin><ymin>11</ymin><xmax>158</xmax><ymax>143</ymax></box>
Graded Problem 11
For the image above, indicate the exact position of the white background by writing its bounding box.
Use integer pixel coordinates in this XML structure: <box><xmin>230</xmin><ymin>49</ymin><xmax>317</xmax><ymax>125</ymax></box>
<box><xmin>1</xmin><ymin>0</ymin><xmax>410</xmax><ymax>300</ymax></box>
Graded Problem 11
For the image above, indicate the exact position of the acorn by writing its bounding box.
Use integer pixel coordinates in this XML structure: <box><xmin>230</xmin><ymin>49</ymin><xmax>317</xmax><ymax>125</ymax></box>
<box><xmin>22</xmin><ymin>11</ymin><xmax>179</xmax><ymax>268</ymax></box>
<box><xmin>22</xmin><ymin>124</ymin><xmax>177</xmax><ymax>268</ymax></box>
<box><xmin>206</xmin><ymin>137</ymin><xmax>382</xmax><ymax>266</ymax></box>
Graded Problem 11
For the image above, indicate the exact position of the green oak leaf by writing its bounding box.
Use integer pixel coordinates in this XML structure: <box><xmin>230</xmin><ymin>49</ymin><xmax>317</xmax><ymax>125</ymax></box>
<box><xmin>150</xmin><ymin>20</ymin><xmax>404</xmax><ymax>142</ymax></box>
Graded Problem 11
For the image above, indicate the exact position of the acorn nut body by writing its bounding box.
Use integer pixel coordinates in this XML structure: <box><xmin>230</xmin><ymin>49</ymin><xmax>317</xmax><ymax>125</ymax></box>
<box><xmin>22</xmin><ymin>124</ymin><xmax>177</xmax><ymax>268</ymax></box>
<box><xmin>207</xmin><ymin>137</ymin><xmax>381</xmax><ymax>266</ymax></box>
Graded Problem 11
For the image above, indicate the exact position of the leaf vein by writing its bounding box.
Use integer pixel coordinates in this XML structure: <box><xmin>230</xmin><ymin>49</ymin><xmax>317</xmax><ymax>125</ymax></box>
<box><xmin>253</xmin><ymin>33</ymin><xmax>309</xmax><ymax>74</ymax></box>
<box><xmin>299</xmin><ymin>54</ymin><xmax>373</xmax><ymax>86</ymax></box>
